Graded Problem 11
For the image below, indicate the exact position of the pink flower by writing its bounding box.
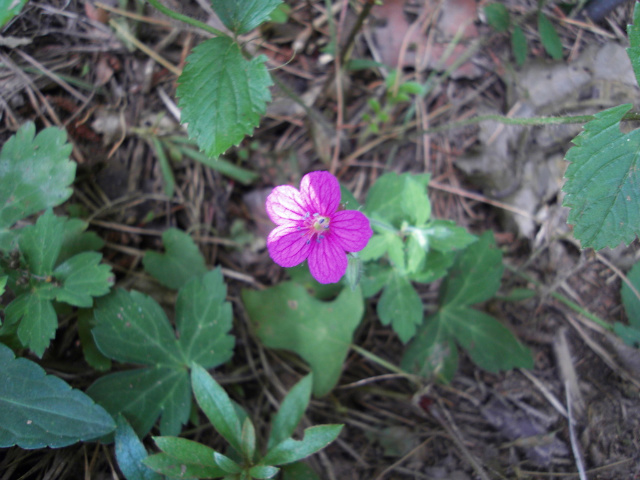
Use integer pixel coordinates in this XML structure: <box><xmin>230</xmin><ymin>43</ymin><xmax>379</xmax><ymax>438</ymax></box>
<box><xmin>266</xmin><ymin>171</ymin><xmax>373</xmax><ymax>284</ymax></box>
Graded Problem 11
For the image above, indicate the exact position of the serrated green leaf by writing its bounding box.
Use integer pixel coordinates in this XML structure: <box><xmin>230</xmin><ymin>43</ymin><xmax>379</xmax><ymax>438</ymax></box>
<box><xmin>57</xmin><ymin>218</ymin><xmax>104</xmax><ymax>264</ymax></box>
<box><xmin>54</xmin><ymin>252</ymin><xmax>113</xmax><ymax>307</ymax></box>
<box><xmin>377</xmin><ymin>274</ymin><xmax>423</xmax><ymax>343</ymax></box>
<box><xmin>92</xmin><ymin>289</ymin><xmax>184</xmax><ymax>366</ymax></box>
<box><xmin>176</xmin><ymin>268</ymin><xmax>234</xmax><ymax>368</ymax></box>
<box><xmin>422</xmin><ymin>220</ymin><xmax>477</xmax><ymax>253</ymax></box>
<box><xmin>5</xmin><ymin>291</ymin><xmax>57</xmax><ymax>357</ymax></box>
<box><xmin>408</xmin><ymin>249</ymin><xmax>455</xmax><ymax>284</ymax></box>
<box><xmin>364</xmin><ymin>173</ymin><xmax>405</xmax><ymax>228</ymax></box>
<box><xmin>562</xmin><ymin>104</ymin><xmax>640</xmax><ymax>249</ymax></box>
<box><xmin>243</xmin><ymin>284</ymin><xmax>364</xmax><ymax>396</ymax></box>
<box><xmin>18</xmin><ymin>209</ymin><xmax>65</xmax><ymax>276</ymax></box>
<box><xmin>401</xmin><ymin>175</ymin><xmax>431</xmax><ymax>225</ymax></box>
<box><xmin>358</xmin><ymin>234</ymin><xmax>388</xmax><ymax>262</ymax></box>
<box><xmin>87</xmin><ymin>366</ymin><xmax>190</xmax><ymax>438</ymax></box>
<box><xmin>77</xmin><ymin>309</ymin><xmax>111</xmax><ymax>371</ymax></box>
<box><xmin>361</xmin><ymin>263</ymin><xmax>392</xmax><ymax>298</ymax></box>
<box><xmin>440</xmin><ymin>231</ymin><xmax>503</xmax><ymax>307</ymax></box>
<box><xmin>0</xmin><ymin>343</ymin><xmax>115</xmax><ymax>448</ymax></box>
<box><xmin>143</xmin><ymin>228</ymin><xmax>207</xmax><ymax>290</ymax></box>
<box><xmin>484</xmin><ymin>3</ymin><xmax>510</xmax><ymax>32</ymax></box>
<box><xmin>210</xmin><ymin>0</ymin><xmax>282</xmax><ymax>34</ymax></box>
<box><xmin>444</xmin><ymin>307</ymin><xmax>533</xmax><ymax>372</ymax></box>
<box><xmin>621</xmin><ymin>261</ymin><xmax>640</xmax><ymax>327</ymax></box>
<box><xmin>268</xmin><ymin>374</ymin><xmax>312</xmax><ymax>450</ymax></box>
<box><xmin>144</xmin><ymin>436</ymin><xmax>225</xmax><ymax>479</ymax></box>
<box><xmin>115</xmin><ymin>415</ymin><xmax>162</xmax><ymax>480</ymax></box>
<box><xmin>401</xmin><ymin>314</ymin><xmax>458</xmax><ymax>382</ymax></box>
<box><xmin>0</xmin><ymin>0</ymin><xmax>28</xmax><ymax>28</ymax></box>
<box><xmin>537</xmin><ymin>12</ymin><xmax>563</xmax><ymax>60</ymax></box>
<box><xmin>627</xmin><ymin>2</ymin><xmax>640</xmax><ymax>87</ymax></box>
<box><xmin>177</xmin><ymin>37</ymin><xmax>272</xmax><ymax>157</ymax></box>
<box><xmin>405</xmin><ymin>235</ymin><xmax>426</xmax><ymax>274</ymax></box>
<box><xmin>385</xmin><ymin>232</ymin><xmax>405</xmax><ymax>272</ymax></box>
<box><xmin>511</xmin><ymin>25</ymin><xmax>528</xmax><ymax>66</ymax></box>
<box><xmin>191</xmin><ymin>364</ymin><xmax>243</xmax><ymax>453</ymax></box>
<box><xmin>262</xmin><ymin>425</ymin><xmax>343</xmax><ymax>466</ymax></box>
<box><xmin>0</xmin><ymin>123</ymin><xmax>75</xmax><ymax>231</ymax></box>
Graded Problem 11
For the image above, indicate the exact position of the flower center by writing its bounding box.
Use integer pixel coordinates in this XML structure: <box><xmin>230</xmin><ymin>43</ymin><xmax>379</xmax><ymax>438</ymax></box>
<box><xmin>299</xmin><ymin>212</ymin><xmax>331</xmax><ymax>244</ymax></box>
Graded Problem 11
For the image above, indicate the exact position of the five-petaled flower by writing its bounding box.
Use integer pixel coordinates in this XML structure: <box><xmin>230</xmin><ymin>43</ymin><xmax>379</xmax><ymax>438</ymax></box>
<box><xmin>266</xmin><ymin>171</ymin><xmax>372</xmax><ymax>284</ymax></box>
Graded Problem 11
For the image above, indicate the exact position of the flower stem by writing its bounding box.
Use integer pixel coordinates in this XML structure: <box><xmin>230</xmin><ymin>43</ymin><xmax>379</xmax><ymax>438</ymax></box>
<box><xmin>146</xmin><ymin>0</ymin><xmax>228</xmax><ymax>38</ymax></box>
<box><xmin>350</xmin><ymin>344</ymin><xmax>419</xmax><ymax>383</ymax></box>
<box><xmin>368</xmin><ymin>218</ymin><xmax>397</xmax><ymax>233</ymax></box>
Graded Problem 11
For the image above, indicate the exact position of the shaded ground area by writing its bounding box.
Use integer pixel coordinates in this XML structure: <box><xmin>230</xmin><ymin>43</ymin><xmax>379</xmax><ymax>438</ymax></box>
<box><xmin>1</xmin><ymin>0</ymin><xmax>640</xmax><ymax>478</ymax></box>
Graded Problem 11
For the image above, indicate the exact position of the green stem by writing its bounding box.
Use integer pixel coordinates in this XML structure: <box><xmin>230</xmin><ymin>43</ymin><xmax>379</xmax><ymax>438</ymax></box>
<box><xmin>146</xmin><ymin>0</ymin><xmax>229</xmax><ymax>38</ymax></box>
<box><xmin>368</xmin><ymin>217</ymin><xmax>397</xmax><ymax>233</ymax></box>
<box><xmin>504</xmin><ymin>263</ymin><xmax>612</xmax><ymax>331</ymax></box>
<box><xmin>350</xmin><ymin>344</ymin><xmax>417</xmax><ymax>381</ymax></box>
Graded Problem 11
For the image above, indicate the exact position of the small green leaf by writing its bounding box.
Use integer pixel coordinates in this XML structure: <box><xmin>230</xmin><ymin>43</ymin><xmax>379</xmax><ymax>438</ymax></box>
<box><xmin>87</xmin><ymin>366</ymin><xmax>190</xmax><ymax>438</ymax></box>
<box><xmin>0</xmin><ymin>0</ymin><xmax>28</xmax><ymax>28</ymax></box>
<box><xmin>0</xmin><ymin>274</ymin><xmax>7</xmax><ymax>297</ymax></box>
<box><xmin>440</xmin><ymin>231</ymin><xmax>503</xmax><ymax>307</ymax></box>
<box><xmin>361</xmin><ymin>263</ymin><xmax>392</xmax><ymax>298</ymax></box>
<box><xmin>484</xmin><ymin>3</ymin><xmax>510</xmax><ymax>32</ymax></box>
<box><xmin>401</xmin><ymin>175</ymin><xmax>431</xmax><ymax>226</ymax></box>
<box><xmin>613</xmin><ymin>322</ymin><xmax>640</xmax><ymax>347</ymax></box>
<box><xmin>262</xmin><ymin>425</ymin><xmax>343</xmax><ymax>466</ymax></box>
<box><xmin>243</xmin><ymin>284</ymin><xmax>364</xmax><ymax>396</ymax></box>
<box><xmin>409</xmin><ymin>250</ymin><xmax>455</xmax><ymax>284</ymax></box>
<box><xmin>511</xmin><ymin>25</ymin><xmax>528</xmax><ymax>66</ymax></box>
<box><xmin>0</xmin><ymin>123</ymin><xmax>75</xmax><ymax>232</ymax></box>
<box><xmin>0</xmin><ymin>343</ymin><xmax>115</xmax><ymax>448</ymax></box>
<box><xmin>422</xmin><ymin>220</ymin><xmax>477</xmax><ymax>252</ymax></box>
<box><xmin>18</xmin><ymin>209</ymin><xmax>65</xmax><ymax>276</ymax></box>
<box><xmin>627</xmin><ymin>2</ymin><xmax>640</xmax><ymax>87</ymax></box>
<box><xmin>621</xmin><ymin>261</ymin><xmax>640</xmax><ymax>326</ymax></box>
<box><xmin>143</xmin><ymin>228</ymin><xmax>207</xmax><ymax>290</ymax></box>
<box><xmin>210</xmin><ymin>0</ymin><xmax>282</xmax><ymax>34</ymax></box>
<box><xmin>6</xmin><ymin>291</ymin><xmax>57</xmax><ymax>358</ymax></box>
<box><xmin>537</xmin><ymin>12</ymin><xmax>563</xmax><ymax>60</ymax></box>
<box><xmin>77</xmin><ymin>309</ymin><xmax>111</xmax><ymax>371</ymax></box>
<box><xmin>191</xmin><ymin>364</ymin><xmax>243</xmax><ymax>453</ymax></box>
<box><xmin>385</xmin><ymin>232</ymin><xmax>405</xmax><ymax>272</ymax></box>
<box><xmin>562</xmin><ymin>104</ymin><xmax>640</xmax><ymax>249</ymax></box>
<box><xmin>115</xmin><ymin>415</ymin><xmax>162</xmax><ymax>480</ymax></box>
<box><xmin>92</xmin><ymin>289</ymin><xmax>184</xmax><ymax>366</ymax></box>
<box><xmin>240</xmin><ymin>417</ymin><xmax>257</xmax><ymax>462</ymax></box>
<box><xmin>249</xmin><ymin>465</ymin><xmax>280</xmax><ymax>479</ymax></box>
<box><xmin>176</xmin><ymin>268</ymin><xmax>235</xmax><ymax>368</ymax></box>
<box><xmin>401</xmin><ymin>314</ymin><xmax>459</xmax><ymax>382</ymax></box>
<box><xmin>445</xmin><ymin>307</ymin><xmax>533</xmax><ymax>372</ymax></box>
<box><xmin>377</xmin><ymin>274</ymin><xmax>423</xmax><ymax>343</ymax></box>
<box><xmin>144</xmin><ymin>436</ymin><xmax>225</xmax><ymax>479</ymax></box>
<box><xmin>213</xmin><ymin>451</ymin><xmax>242</xmax><ymax>474</ymax></box>
<box><xmin>405</xmin><ymin>234</ymin><xmax>426</xmax><ymax>274</ymax></box>
<box><xmin>268</xmin><ymin>374</ymin><xmax>313</xmax><ymax>450</ymax></box>
<box><xmin>57</xmin><ymin>218</ymin><xmax>104</xmax><ymax>264</ymax></box>
<box><xmin>365</xmin><ymin>172</ymin><xmax>406</xmax><ymax>228</ymax></box>
<box><xmin>177</xmin><ymin>37</ymin><xmax>272</xmax><ymax>157</ymax></box>
<box><xmin>54</xmin><ymin>252</ymin><xmax>114</xmax><ymax>307</ymax></box>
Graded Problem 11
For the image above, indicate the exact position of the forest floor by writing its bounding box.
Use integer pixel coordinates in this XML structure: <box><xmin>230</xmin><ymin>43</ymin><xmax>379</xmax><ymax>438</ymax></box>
<box><xmin>1</xmin><ymin>0</ymin><xmax>640</xmax><ymax>479</ymax></box>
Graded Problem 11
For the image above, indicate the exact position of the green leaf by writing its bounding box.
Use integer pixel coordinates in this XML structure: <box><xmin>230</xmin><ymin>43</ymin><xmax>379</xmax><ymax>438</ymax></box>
<box><xmin>240</xmin><ymin>417</ymin><xmax>257</xmax><ymax>462</ymax></box>
<box><xmin>385</xmin><ymin>232</ymin><xmax>405</xmax><ymax>272</ymax></box>
<box><xmin>115</xmin><ymin>415</ymin><xmax>162</xmax><ymax>480</ymax></box>
<box><xmin>5</xmin><ymin>290</ymin><xmax>57</xmax><ymax>358</ymax></box>
<box><xmin>358</xmin><ymin>234</ymin><xmax>388</xmax><ymax>262</ymax></box>
<box><xmin>78</xmin><ymin>309</ymin><xmax>112</xmax><ymax>371</ymax></box>
<box><xmin>281</xmin><ymin>462</ymin><xmax>320</xmax><ymax>480</ymax></box>
<box><xmin>621</xmin><ymin>261</ymin><xmax>640</xmax><ymax>326</ymax></box>
<box><xmin>92</xmin><ymin>290</ymin><xmax>184</xmax><ymax>366</ymax></box>
<box><xmin>408</xmin><ymin>250</ymin><xmax>455</xmax><ymax>284</ymax></box>
<box><xmin>268</xmin><ymin>374</ymin><xmax>313</xmax><ymax>450</ymax></box>
<box><xmin>243</xmin><ymin>284</ymin><xmax>364</xmax><ymax>396</ymax></box>
<box><xmin>405</xmin><ymin>234</ymin><xmax>426</xmax><ymax>275</ymax></box>
<box><xmin>262</xmin><ymin>425</ymin><xmax>343</xmax><ymax>466</ymax></box>
<box><xmin>176</xmin><ymin>269</ymin><xmax>235</xmax><ymax>368</ymax></box>
<box><xmin>377</xmin><ymin>274</ymin><xmax>423</xmax><ymax>343</ymax></box>
<box><xmin>18</xmin><ymin>209</ymin><xmax>65</xmax><ymax>276</ymax></box>
<box><xmin>0</xmin><ymin>123</ymin><xmax>75</xmax><ymax>231</ymax></box>
<box><xmin>144</xmin><ymin>436</ymin><xmax>225</xmax><ymax>479</ymax></box>
<box><xmin>143</xmin><ymin>228</ymin><xmax>208</xmax><ymax>290</ymax></box>
<box><xmin>627</xmin><ymin>2</ymin><xmax>640</xmax><ymax>87</ymax></box>
<box><xmin>0</xmin><ymin>0</ymin><xmax>28</xmax><ymax>28</ymax></box>
<box><xmin>401</xmin><ymin>175</ymin><xmax>431</xmax><ymax>225</ymax></box>
<box><xmin>562</xmin><ymin>104</ymin><xmax>640</xmax><ymax>249</ymax></box>
<box><xmin>484</xmin><ymin>3</ymin><xmax>510</xmax><ymax>32</ymax></box>
<box><xmin>422</xmin><ymin>220</ymin><xmax>477</xmax><ymax>252</ymax></box>
<box><xmin>360</xmin><ymin>263</ymin><xmax>392</xmax><ymax>298</ymax></box>
<box><xmin>177</xmin><ymin>37</ymin><xmax>272</xmax><ymax>157</ymax></box>
<box><xmin>87</xmin><ymin>366</ymin><xmax>190</xmax><ymax>438</ymax></box>
<box><xmin>0</xmin><ymin>343</ymin><xmax>115</xmax><ymax>448</ymax></box>
<box><xmin>401</xmin><ymin>314</ymin><xmax>459</xmax><ymax>382</ymax></box>
<box><xmin>213</xmin><ymin>452</ymin><xmax>242</xmax><ymax>474</ymax></box>
<box><xmin>249</xmin><ymin>465</ymin><xmax>280</xmax><ymax>479</ymax></box>
<box><xmin>444</xmin><ymin>307</ymin><xmax>534</xmax><ymax>372</ymax></box>
<box><xmin>54</xmin><ymin>252</ymin><xmax>114</xmax><ymax>307</ymax></box>
<box><xmin>191</xmin><ymin>364</ymin><xmax>243</xmax><ymax>453</ymax></box>
<box><xmin>613</xmin><ymin>322</ymin><xmax>640</xmax><ymax>347</ymax></box>
<box><xmin>440</xmin><ymin>231</ymin><xmax>503</xmax><ymax>307</ymax></box>
<box><xmin>511</xmin><ymin>25</ymin><xmax>528</xmax><ymax>66</ymax></box>
<box><xmin>365</xmin><ymin>173</ymin><xmax>430</xmax><ymax>228</ymax></box>
<box><xmin>537</xmin><ymin>12</ymin><xmax>563</xmax><ymax>60</ymax></box>
<box><xmin>210</xmin><ymin>0</ymin><xmax>282</xmax><ymax>34</ymax></box>
<box><xmin>57</xmin><ymin>218</ymin><xmax>104</xmax><ymax>264</ymax></box>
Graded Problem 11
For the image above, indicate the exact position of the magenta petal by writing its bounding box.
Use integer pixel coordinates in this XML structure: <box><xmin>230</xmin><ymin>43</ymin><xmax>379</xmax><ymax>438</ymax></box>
<box><xmin>300</xmin><ymin>171</ymin><xmax>341</xmax><ymax>216</ymax></box>
<box><xmin>266</xmin><ymin>185</ymin><xmax>307</xmax><ymax>225</ymax></box>
<box><xmin>308</xmin><ymin>238</ymin><xmax>348</xmax><ymax>284</ymax></box>
<box><xmin>330</xmin><ymin>210</ymin><xmax>372</xmax><ymax>252</ymax></box>
<box><xmin>267</xmin><ymin>225</ymin><xmax>312</xmax><ymax>268</ymax></box>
